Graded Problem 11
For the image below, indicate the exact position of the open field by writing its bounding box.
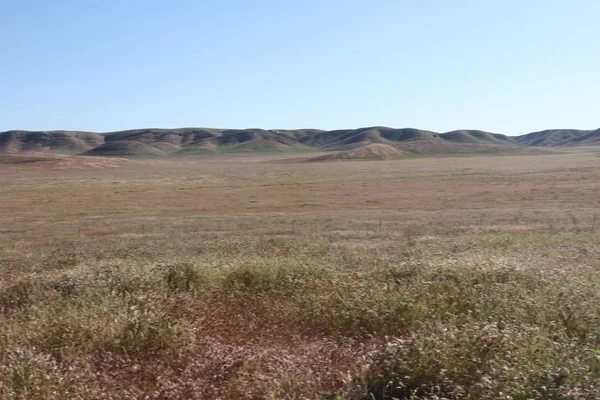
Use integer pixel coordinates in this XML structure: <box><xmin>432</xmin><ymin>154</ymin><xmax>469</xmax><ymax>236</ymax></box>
<box><xmin>1</xmin><ymin>150</ymin><xmax>600</xmax><ymax>399</ymax></box>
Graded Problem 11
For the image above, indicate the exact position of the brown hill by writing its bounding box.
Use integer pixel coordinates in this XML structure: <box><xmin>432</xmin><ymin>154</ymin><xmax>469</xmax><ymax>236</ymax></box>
<box><xmin>104</xmin><ymin>128</ymin><xmax>221</xmax><ymax>146</ymax></box>
<box><xmin>0</xmin><ymin>130</ymin><xmax>103</xmax><ymax>153</ymax></box>
<box><xmin>82</xmin><ymin>141</ymin><xmax>166</xmax><ymax>157</ymax></box>
<box><xmin>299</xmin><ymin>127</ymin><xmax>439</xmax><ymax>150</ymax></box>
<box><xmin>296</xmin><ymin>127</ymin><xmax>518</xmax><ymax>150</ymax></box>
<box><xmin>2</xmin><ymin>125</ymin><xmax>595</xmax><ymax>157</ymax></box>
<box><xmin>103</xmin><ymin>128</ymin><xmax>310</xmax><ymax>154</ymax></box>
<box><xmin>515</xmin><ymin>129</ymin><xmax>600</xmax><ymax>147</ymax></box>
<box><xmin>440</xmin><ymin>130</ymin><xmax>517</xmax><ymax>145</ymax></box>
<box><xmin>308</xmin><ymin>140</ymin><xmax>535</xmax><ymax>163</ymax></box>
<box><xmin>309</xmin><ymin>143</ymin><xmax>405</xmax><ymax>162</ymax></box>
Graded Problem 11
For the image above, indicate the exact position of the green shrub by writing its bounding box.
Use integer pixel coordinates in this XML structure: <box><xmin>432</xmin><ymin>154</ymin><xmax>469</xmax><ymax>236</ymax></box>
<box><xmin>114</xmin><ymin>309</ymin><xmax>183</xmax><ymax>358</ymax></box>
<box><xmin>159</xmin><ymin>262</ymin><xmax>209</xmax><ymax>292</ymax></box>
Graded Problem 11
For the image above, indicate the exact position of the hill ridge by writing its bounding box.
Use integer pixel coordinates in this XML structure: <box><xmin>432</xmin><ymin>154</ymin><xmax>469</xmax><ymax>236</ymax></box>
<box><xmin>0</xmin><ymin>126</ymin><xmax>597</xmax><ymax>156</ymax></box>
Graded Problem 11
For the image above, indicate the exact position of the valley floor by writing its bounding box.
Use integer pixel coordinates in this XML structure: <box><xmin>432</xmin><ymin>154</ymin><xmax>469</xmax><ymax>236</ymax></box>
<box><xmin>1</xmin><ymin>151</ymin><xmax>600</xmax><ymax>399</ymax></box>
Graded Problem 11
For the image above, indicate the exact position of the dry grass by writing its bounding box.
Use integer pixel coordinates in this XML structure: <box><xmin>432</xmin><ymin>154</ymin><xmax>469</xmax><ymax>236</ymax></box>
<box><xmin>1</xmin><ymin>150</ymin><xmax>600</xmax><ymax>399</ymax></box>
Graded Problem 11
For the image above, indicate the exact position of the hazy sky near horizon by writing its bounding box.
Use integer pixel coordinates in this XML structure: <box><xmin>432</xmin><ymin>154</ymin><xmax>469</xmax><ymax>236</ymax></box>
<box><xmin>2</xmin><ymin>0</ymin><xmax>599</xmax><ymax>135</ymax></box>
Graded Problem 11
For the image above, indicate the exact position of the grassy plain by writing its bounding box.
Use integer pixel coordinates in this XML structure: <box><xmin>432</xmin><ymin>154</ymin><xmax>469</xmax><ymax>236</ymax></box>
<box><xmin>1</xmin><ymin>150</ymin><xmax>600</xmax><ymax>399</ymax></box>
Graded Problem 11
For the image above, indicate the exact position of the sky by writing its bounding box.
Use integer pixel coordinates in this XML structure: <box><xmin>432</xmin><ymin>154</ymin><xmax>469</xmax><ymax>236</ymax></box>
<box><xmin>1</xmin><ymin>0</ymin><xmax>599</xmax><ymax>135</ymax></box>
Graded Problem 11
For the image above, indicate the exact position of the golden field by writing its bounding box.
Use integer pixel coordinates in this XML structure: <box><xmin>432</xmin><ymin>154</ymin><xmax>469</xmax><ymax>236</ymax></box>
<box><xmin>1</xmin><ymin>150</ymin><xmax>600</xmax><ymax>399</ymax></box>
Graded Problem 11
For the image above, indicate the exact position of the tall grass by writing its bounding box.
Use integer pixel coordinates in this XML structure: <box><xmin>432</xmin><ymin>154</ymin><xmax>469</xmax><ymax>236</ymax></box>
<box><xmin>1</xmin><ymin>225</ymin><xmax>600</xmax><ymax>399</ymax></box>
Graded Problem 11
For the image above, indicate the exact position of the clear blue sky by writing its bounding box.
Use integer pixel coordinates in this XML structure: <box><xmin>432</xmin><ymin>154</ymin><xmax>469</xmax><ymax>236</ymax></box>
<box><xmin>1</xmin><ymin>0</ymin><xmax>599</xmax><ymax>135</ymax></box>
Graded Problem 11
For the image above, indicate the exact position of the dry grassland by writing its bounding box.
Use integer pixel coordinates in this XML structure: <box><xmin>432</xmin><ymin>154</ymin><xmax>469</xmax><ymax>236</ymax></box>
<box><xmin>1</xmin><ymin>150</ymin><xmax>600</xmax><ymax>399</ymax></box>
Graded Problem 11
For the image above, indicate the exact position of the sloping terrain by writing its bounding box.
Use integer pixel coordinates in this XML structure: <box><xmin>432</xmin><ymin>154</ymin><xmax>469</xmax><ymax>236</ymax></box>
<box><xmin>308</xmin><ymin>139</ymin><xmax>536</xmax><ymax>162</ymax></box>
<box><xmin>516</xmin><ymin>128</ymin><xmax>600</xmax><ymax>146</ymax></box>
<box><xmin>82</xmin><ymin>141</ymin><xmax>167</xmax><ymax>157</ymax></box>
<box><xmin>309</xmin><ymin>143</ymin><xmax>405</xmax><ymax>162</ymax></box>
<box><xmin>0</xmin><ymin>130</ymin><xmax>103</xmax><ymax>153</ymax></box>
<box><xmin>0</xmin><ymin>126</ymin><xmax>597</xmax><ymax>157</ymax></box>
<box><xmin>440</xmin><ymin>130</ymin><xmax>517</xmax><ymax>145</ymax></box>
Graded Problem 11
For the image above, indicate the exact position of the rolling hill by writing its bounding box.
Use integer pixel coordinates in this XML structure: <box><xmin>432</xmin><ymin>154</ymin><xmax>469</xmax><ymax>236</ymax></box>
<box><xmin>0</xmin><ymin>126</ymin><xmax>596</xmax><ymax>157</ymax></box>
<box><xmin>515</xmin><ymin>128</ymin><xmax>600</xmax><ymax>147</ymax></box>
<box><xmin>0</xmin><ymin>130</ymin><xmax>103</xmax><ymax>154</ymax></box>
<box><xmin>309</xmin><ymin>143</ymin><xmax>406</xmax><ymax>162</ymax></box>
<box><xmin>82</xmin><ymin>141</ymin><xmax>167</xmax><ymax>157</ymax></box>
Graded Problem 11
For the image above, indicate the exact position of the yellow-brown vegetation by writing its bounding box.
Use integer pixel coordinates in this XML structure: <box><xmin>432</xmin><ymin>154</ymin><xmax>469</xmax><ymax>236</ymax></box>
<box><xmin>1</xmin><ymin>150</ymin><xmax>599</xmax><ymax>399</ymax></box>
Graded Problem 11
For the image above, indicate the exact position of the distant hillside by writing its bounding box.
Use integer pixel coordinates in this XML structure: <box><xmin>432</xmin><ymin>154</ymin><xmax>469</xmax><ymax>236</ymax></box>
<box><xmin>82</xmin><ymin>141</ymin><xmax>167</xmax><ymax>157</ymax></box>
<box><xmin>516</xmin><ymin>129</ymin><xmax>600</xmax><ymax>147</ymax></box>
<box><xmin>0</xmin><ymin>126</ymin><xmax>596</xmax><ymax>157</ymax></box>
<box><xmin>309</xmin><ymin>143</ymin><xmax>406</xmax><ymax>162</ymax></box>
<box><xmin>0</xmin><ymin>130</ymin><xmax>103</xmax><ymax>154</ymax></box>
